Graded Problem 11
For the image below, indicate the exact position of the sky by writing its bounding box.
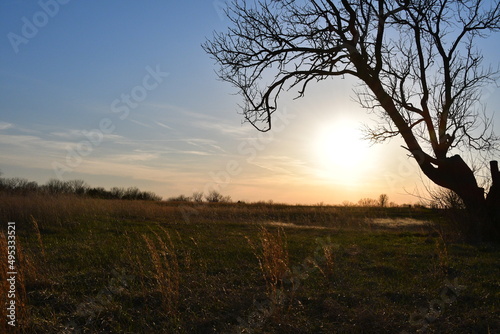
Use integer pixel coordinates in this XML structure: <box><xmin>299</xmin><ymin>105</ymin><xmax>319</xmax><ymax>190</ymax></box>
<box><xmin>1</xmin><ymin>1</ymin><xmax>499</xmax><ymax>205</ymax></box>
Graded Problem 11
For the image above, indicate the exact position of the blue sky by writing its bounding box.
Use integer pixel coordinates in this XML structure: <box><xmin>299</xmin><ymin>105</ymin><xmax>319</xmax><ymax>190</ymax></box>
<box><xmin>1</xmin><ymin>1</ymin><xmax>499</xmax><ymax>204</ymax></box>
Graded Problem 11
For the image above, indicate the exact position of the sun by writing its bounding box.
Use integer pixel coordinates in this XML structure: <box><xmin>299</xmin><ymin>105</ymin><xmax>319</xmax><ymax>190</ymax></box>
<box><xmin>313</xmin><ymin>118</ymin><xmax>371</xmax><ymax>182</ymax></box>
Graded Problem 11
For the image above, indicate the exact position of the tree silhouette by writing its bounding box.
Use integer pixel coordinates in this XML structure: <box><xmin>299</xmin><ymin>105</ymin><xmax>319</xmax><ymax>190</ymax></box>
<box><xmin>204</xmin><ymin>0</ymin><xmax>500</xmax><ymax>241</ymax></box>
<box><xmin>379</xmin><ymin>194</ymin><xmax>389</xmax><ymax>208</ymax></box>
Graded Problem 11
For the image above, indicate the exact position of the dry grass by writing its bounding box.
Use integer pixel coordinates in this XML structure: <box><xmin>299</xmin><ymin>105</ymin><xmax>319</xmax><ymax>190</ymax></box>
<box><xmin>318</xmin><ymin>242</ymin><xmax>335</xmax><ymax>279</ymax></box>
<box><xmin>0</xmin><ymin>193</ymin><xmax>435</xmax><ymax>230</ymax></box>
<box><xmin>142</xmin><ymin>227</ymin><xmax>180</xmax><ymax>319</ymax></box>
<box><xmin>433</xmin><ymin>231</ymin><xmax>450</xmax><ymax>277</ymax></box>
<box><xmin>249</xmin><ymin>226</ymin><xmax>292</xmax><ymax>314</ymax></box>
<box><xmin>30</xmin><ymin>215</ymin><xmax>45</xmax><ymax>262</ymax></box>
<box><xmin>0</xmin><ymin>194</ymin><xmax>181</xmax><ymax>229</ymax></box>
<box><xmin>1</xmin><ymin>193</ymin><xmax>498</xmax><ymax>333</ymax></box>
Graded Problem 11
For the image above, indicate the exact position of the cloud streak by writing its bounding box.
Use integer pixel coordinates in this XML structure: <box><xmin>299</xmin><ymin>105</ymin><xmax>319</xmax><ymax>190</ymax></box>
<box><xmin>0</xmin><ymin>122</ymin><xmax>14</xmax><ymax>130</ymax></box>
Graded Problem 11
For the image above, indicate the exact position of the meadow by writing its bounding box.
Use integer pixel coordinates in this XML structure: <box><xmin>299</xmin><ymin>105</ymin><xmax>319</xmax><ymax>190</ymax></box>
<box><xmin>1</xmin><ymin>193</ymin><xmax>499</xmax><ymax>333</ymax></box>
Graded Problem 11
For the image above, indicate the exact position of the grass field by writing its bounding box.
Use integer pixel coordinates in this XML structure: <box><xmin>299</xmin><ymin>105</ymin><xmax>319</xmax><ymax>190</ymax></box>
<box><xmin>1</xmin><ymin>194</ymin><xmax>499</xmax><ymax>333</ymax></box>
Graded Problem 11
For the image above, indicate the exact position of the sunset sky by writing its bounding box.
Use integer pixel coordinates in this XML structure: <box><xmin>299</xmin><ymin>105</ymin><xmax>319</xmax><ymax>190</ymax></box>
<box><xmin>1</xmin><ymin>1</ymin><xmax>499</xmax><ymax>204</ymax></box>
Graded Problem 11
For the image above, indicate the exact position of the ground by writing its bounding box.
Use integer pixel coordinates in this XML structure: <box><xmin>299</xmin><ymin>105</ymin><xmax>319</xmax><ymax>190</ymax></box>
<box><xmin>0</xmin><ymin>195</ymin><xmax>499</xmax><ymax>333</ymax></box>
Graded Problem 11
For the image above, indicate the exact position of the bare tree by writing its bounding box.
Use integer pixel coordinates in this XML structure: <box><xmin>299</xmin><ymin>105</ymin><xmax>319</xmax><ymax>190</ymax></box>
<box><xmin>192</xmin><ymin>191</ymin><xmax>204</xmax><ymax>203</ymax></box>
<box><xmin>204</xmin><ymin>0</ymin><xmax>500</xmax><ymax>241</ymax></box>
<box><xmin>67</xmin><ymin>179</ymin><xmax>89</xmax><ymax>195</ymax></box>
<box><xmin>205</xmin><ymin>190</ymin><xmax>225</xmax><ymax>203</ymax></box>
<box><xmin>110</xmin><ymin>187</ymin><xmax>126</xmax><ymax>199</ymax></box>
<box><xmin>379</xmin><ymin>194</ymin><xmax>389</xmax><ymax>208</ymax></box>
<box><xmin>358</xmin><ymin>197</ymin><xmax>378</xmax><ymax>207</ymax></box>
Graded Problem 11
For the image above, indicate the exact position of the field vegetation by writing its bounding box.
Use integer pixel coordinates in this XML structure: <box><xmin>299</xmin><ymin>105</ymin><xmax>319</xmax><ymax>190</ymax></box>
<box><xmin>0</xmin><ymin>189</ymin><xmax>499</xmax><ymax>333</ymax></box>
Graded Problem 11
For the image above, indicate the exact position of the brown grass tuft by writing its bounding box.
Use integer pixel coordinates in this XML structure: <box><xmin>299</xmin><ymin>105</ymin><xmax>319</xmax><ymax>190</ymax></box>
<box><xmin>142</xmin><ymin>227</ymin><xmax>180</xmax><ymax>319</ymax></box>
<box><xmin>433</xmin><ymin>232</ymin><xmax>450</xmax><ymax>277</ymax></box>
<box><xmin>249</xmin><ymin>226</ymin><xmax>291</xmax><ymax>311</ymax></box>
<box><xmin>30</xmin><ymin>215</ymin><xmax>46</xmax><ymax>262</ymax></box>
<box><xmin>320</xmin><ymin>243</ymin><xmax>336</xmax><ymax>279</ymax></box>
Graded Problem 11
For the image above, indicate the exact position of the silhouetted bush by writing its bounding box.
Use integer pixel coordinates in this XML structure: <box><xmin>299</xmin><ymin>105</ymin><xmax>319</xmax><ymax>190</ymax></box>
<box><xmin>138</xmin><ymin>191</ymin><xmax>162</xmax><ymax>201</ymax></box>
<box><xmin>205</xmin><ymin>190</ymin><xmax>231</xmax><ymax>203</ymax></box>
<box><xmin>167</xmin><ymin>195</ymin><xmax>192</xmax><ymax>202</ymax></box>
<box><xmin>192</xmin><ymin>192</ymin><xmax>204</xmax><ymax>203</ymax></box>
<box><xmin>110</xmin><ymin>187</ymin><xmax>126</xmax><ymax>199</ymax></box>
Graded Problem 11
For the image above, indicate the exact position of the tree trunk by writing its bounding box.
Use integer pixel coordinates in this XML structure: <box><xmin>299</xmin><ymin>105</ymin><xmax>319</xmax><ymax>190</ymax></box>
<box><xmin>417</xmin><ymin>154</ymin><xmax>499</xmax><ymax>242</ymax></box>
<box><xmin>485</xmin><ymin>161</ymin><xmax>500</xmax><ymax>241</ymax></box>
<box><xmin>458</xmin><ymin>161</ymin><xmax>500</xmax><ymax>242</ymax></box>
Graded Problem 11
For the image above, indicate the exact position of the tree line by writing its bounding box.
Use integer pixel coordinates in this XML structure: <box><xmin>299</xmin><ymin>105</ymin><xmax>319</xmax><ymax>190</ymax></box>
<box><xmin>167</xmin><ymin>190</ymin><xmax>232</xmax><ymax>203</ymax></box>
<box><xmin>0</xmin><ymin>177</ymin><xmax>162</xmax><ymax>201</ymax></box>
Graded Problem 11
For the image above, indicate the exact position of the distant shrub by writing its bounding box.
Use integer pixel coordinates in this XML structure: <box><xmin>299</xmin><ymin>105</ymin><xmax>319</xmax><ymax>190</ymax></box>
<box><xmin>140</xmin><ymin>191</ymin><xmax>162</xmax><ymax>201</ymax></box>
<box><xmin>167</xmin><ymin>194</ymin><xmax>192</xmax><ymax>202</ymax></box>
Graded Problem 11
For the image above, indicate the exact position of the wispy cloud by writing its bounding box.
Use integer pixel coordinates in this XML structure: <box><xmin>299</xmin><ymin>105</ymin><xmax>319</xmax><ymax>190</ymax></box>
<box><xmin>0</xmin><ymin>122</ymin><xmax>13</xmax><ymax>130</ymax></box>
<box><xmin>112</xmin><ymin>150</ymin><xmax>160</xmax><ymax>162</ymax></box>
<box><xmin>178</xmin><ymin>150</ymin><xmax>212</xmax><ymax>156</ymax></box>
<box><xmin>192</xmin><ymin>120</ymin><xmax>251</xmax><ymax>136</ymax></box>
<box><xmin>50</xmin><ymin>129</ymin><xmax>123</xmax><ymax>142</ymax></box>
<box><xmin>129</xmin><ymin>119</ymin><xmax>154</xmax><ymax>128</ymax></box>
<box><xmin>146</xmin><ymin>102</ymin><xmax>193</xmax><ymax>115</ymax></box>
<box><xmin>154</xmin><ymin>121</ymin><xmax>173</xmax><ymax>130</ymax></box>
<box><xmin>249</xmin><ymin>155</ymin><xmax>316</xmax><ymax>180</ymax></box>
<box><xmin>50</xmin><ymin>129</ymin><xmax>84</xmax><ymax>139</ymax></box>
<box><xmin>167</xmin><ymin>108</ymin><xmax>251</xmax><ymax>136</ymax></box>
<box><xmin>184</xmin><ymin>138</ymin><xmax>226</xmax><ymax>153</ymax></box>
<box><xmin>110</xmin><ymin>137</ymin><xmax>227</xmax><ymax>156</ymax></box>
<box><xmin>0</xmin><ymin>133</ymin><xmax>69</xmax><ymax>151</ymax></box>
<box><xmin>0</xmin><ymin>139</ymin><xmax>214</xmax><ymax>186</ymax></box>
<box><xmin>63</xmin><ymin>158</ymin><xmax>198</xmax><ymax>184</ymax></box>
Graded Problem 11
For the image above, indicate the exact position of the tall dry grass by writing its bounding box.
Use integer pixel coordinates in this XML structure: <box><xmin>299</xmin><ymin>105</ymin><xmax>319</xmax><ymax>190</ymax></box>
<box><xmin>317</xmin><ymin>242</ymin><xmax>336</xmax><ymax>279</ymax></box>
<box><xmin>30</xmin><ymin>215</ymin><xmax>45</xmax><ymax>262</ymax></box>
<box><xmin>433</xmin><ymin>230</ymin><xmax>450</xmax><ymax>277</ymax></box>
<box><xmin>0</xmin><ymin>194</ymin><xmax>95</xmax><ymax>227</ymax></box>
<box><xmin>0</xmin><ymin>193</ymin><xmax>181</xmax><ymax>230</ymax></box>
<box><xmin>248</xmin><ymin>226</ymin><xmax>291</xmax><ymax>312</ymax></box>
<box><xmin>0</xmin><ymin>192</ymin><xmax>436</xmax><ymax>231</ymax></box>
<box><xmin>142</xmin><ymin>227</ymin><xmax>180</xmax><ymax>319</ymax></box>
